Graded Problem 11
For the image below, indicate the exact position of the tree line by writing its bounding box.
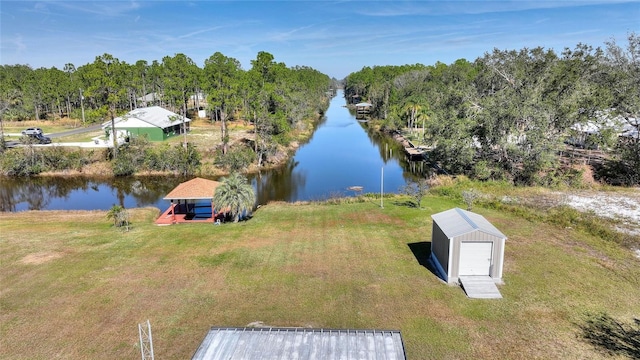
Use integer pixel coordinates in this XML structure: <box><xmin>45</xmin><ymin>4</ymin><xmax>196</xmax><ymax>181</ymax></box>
<box><xmin>0</xmin><ymin>51</ymin><xmax>335</xmax><ymax>166</ymax></box>
<box><xmin>344</xmin><ymin>34</ymin><xmax>639</xmax><ymax>186</ymax></box>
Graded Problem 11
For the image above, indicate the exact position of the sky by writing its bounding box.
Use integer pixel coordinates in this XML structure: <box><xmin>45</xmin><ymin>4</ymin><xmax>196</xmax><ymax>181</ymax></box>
<box><xmin>1</xmin><ymin>1</ymin><xmax>638</xmax><ymax>79</ymax></box>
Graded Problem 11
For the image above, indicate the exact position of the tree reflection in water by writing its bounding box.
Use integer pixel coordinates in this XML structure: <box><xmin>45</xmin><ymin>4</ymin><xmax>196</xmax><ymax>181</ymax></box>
<box><xmin>0</xmin><ymin>176</ymin><xmax>186</xmax><ymax>211</ymax></box>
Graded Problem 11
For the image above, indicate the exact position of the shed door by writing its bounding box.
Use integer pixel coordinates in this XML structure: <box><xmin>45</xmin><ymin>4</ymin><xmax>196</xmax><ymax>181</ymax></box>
<box><xmin>459</xmin><ymin>242</ymin><xmax>492</xmax><ymax>276</ymax></box>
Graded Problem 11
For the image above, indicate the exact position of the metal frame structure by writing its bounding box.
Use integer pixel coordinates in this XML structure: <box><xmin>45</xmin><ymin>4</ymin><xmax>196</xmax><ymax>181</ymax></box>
<box><xmin>138</xmin><ymin>320</ymin><xmax>155</xmax><ymax>360</ymax></box>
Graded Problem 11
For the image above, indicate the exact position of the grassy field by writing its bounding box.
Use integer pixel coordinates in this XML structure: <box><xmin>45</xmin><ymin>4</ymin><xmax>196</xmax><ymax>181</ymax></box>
<box><xmin>1</xmin><ymin>193</ymin><xmax>639</xmax><ymax>359</ymax></box>
<box><xmin>3</xmin><ymin>119</ymin><xmax>82</xmax><ymax>136</ymax></box>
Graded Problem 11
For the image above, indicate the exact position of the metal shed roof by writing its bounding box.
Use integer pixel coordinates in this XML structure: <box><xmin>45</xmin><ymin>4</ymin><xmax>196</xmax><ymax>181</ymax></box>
<box><xmin>102</xmin><ymin>106</ymin><xmax>190</xmax><ymax>130</ymax></box>
<box><xmin>191</xmin><ymin>327</ymin><xmax>406</xmax><ymax>360</ymax></box>
<box><xmin>431</xmin><ymin>208</ymin><xmax>506</xmax><ymax>239</ymax></box>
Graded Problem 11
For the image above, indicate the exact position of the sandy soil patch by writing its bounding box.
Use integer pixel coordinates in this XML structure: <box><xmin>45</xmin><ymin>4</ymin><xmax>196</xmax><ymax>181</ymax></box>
<box><xmin>21</xmin><ymin>252</ymin><xmax>63</xmax><ymax>265</ymax></box>
<box><xmin>556</xmin><ymin>189</ymin><xmax>640</xmax><ymax>258</ymax></box>
<box><xmin>563</xmin><ymin>192</ymin><xmax>640</xmax><ymax>222</ymax></box>
<box><xmin>560</xmin><ymin>191</ymin><xmax>640</xmax><ymax>235</ymax></box>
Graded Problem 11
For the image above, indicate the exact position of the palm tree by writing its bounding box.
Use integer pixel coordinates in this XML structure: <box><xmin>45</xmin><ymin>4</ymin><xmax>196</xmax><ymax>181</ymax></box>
<box><xmin>213</xmin><ymin>172</ymin><xmax>256</xmax><ymax>222</ymax></box>
<box><xmin>403</xmin><ymin>100</ymin><xmax>427</xmax><ymax>136</ymax></box>
<box><xmin>106</xmin><ymin>204</ymin><xmax>129</xmax><ymax>229</ymax></box>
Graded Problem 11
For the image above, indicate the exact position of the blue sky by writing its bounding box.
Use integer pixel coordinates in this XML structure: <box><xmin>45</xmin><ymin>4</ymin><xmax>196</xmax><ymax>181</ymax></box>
<box><xmin>1</xmin><ymin>1</ymin><xmax>638</xmax><ymax>79</ymax></box>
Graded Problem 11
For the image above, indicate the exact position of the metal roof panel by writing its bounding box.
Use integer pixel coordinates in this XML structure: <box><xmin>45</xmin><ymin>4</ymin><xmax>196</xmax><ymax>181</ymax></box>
<box><xmin>103</xmin><ymin>106</ymin><xmax>190</xmax><ymax>130</ymax></box>
<box><xmin>431</xmin><ymin>208</ymin><xmax>506</xmax><ymax>239</ymax></box>
<box><xmin>191</xmin><ymin>328</ymin><xmax>406</xmax><ymax>360</ymax></box>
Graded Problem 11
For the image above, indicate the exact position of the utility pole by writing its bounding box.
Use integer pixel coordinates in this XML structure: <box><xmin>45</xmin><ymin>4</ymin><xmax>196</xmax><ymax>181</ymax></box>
<box><xmin>380</xmin><ymin>167</ymin><xmax>384</xmax><ymax>209</ymax></box>
<box><xmin>79</xmin><ymin>88</ymin><xmax>85</xmax><ymax>124</ymax></box>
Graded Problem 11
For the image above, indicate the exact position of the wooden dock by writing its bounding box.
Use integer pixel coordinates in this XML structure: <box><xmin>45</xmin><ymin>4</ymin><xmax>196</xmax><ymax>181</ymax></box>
<box><xmin>405</xmin><ymin>147</ymin><xmax>425</xmax><ymax>157</ymax></box>
<box><xmin>459</xmin><ymin>276</ymin><xmax>503</xmax><ymax>299</ymax></box>
<box><xmin>391</xmin><ymin>131</ymin><xmax>430</xmax><ymax>160</ymax></box>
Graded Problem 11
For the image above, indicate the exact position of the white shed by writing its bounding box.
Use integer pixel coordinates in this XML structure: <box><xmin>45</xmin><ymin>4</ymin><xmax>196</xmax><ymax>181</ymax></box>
<box><xmin>430</xmin><ymin>208</ymin><xmax>506</xmax><ymax>285</ymax></box>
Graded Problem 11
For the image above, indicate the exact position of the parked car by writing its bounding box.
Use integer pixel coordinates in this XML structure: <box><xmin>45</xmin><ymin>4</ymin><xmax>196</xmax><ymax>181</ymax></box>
<box><xmin>31</xmin><ymin>133</ymin><xmax>52</xmax><ymax>144</ymax></box>
<box><xmin>21</xmin><ymin>127</ymin><xmax>43</xmax><ymax>136</ymax></box>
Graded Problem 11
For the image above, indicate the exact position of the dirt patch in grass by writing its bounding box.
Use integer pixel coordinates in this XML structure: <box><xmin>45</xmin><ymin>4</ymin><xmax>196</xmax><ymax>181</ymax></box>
<box><xmin>20</xmin><ymin>251</ymin><xmax>64</xmax><ymax>264</ymax></box>
<box><xmin>0</xmin><ymin>209</ymin><xmax>106</xmax><ymax>223</ymax></box>
<box><xmin>343</xmin><ymin>210</ymin><xmax>406</xmax><ymax>225</ymax></box>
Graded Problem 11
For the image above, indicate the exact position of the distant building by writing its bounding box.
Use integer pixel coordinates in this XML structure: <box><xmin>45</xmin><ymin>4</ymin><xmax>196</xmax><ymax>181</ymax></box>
<box><xmin>569</xmin><ymin>110</ymin><xmax>639</xmax><ymax>148</ymax></box>
<box><xmin>355</xmin><ymin>102</ymin><xmax>372</xmax><ymax>119</ymax></box>
<box><xmin>137</xmin><ymin>92</ymin><xmax>162</xmax><ymax>107</ymax></box>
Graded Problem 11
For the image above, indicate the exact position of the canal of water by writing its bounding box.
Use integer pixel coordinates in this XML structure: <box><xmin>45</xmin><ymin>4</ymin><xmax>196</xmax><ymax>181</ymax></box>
<box><xmin>0</xmin><ymin>91</ymin><xmax>429</xmax><ymax>212</ymax></box>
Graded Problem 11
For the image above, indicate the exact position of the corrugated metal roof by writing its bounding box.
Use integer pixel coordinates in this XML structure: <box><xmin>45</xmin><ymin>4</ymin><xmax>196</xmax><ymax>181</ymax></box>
<box><xmin>431</xmin><ymin>208</ymin><xmax>506</xmax><ymax>239</ymax></box>
<box><xmin>163</xmin><ymin>177</ymin><xmax>221</xmax><ymax>200</ymax></box>
<box><xmin>191</xmin><ymin>327</ymin><xmax>406</xmax><ymax>360</ymax></box>
<box><xmin>103</xmin><ymin>106</ymin><xmax>190</xmax><ymax>130</ymax></box>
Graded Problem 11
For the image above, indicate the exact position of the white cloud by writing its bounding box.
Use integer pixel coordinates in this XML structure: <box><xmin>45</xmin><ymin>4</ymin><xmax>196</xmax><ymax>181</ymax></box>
<box><xmin>51</xmin><ymin>0</ymin><xmax>142</xmax><ymax>17</ymax></box>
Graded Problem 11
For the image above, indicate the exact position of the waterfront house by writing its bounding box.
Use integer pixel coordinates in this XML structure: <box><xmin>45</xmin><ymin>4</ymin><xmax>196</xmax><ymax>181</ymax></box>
<box><xmin>102</xmin><ymin>106</ymin><xmax>190</xmax><ymax>142</ymax></box>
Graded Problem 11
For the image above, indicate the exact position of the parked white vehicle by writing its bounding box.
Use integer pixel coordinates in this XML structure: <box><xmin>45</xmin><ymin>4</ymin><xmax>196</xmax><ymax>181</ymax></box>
<box><xmin>21</xmin><ymin>127</ymin><xmax>43</xmax><ymax>136</ymax></box>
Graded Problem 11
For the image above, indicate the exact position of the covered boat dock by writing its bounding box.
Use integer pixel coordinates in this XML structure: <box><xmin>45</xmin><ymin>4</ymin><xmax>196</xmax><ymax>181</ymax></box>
<box><xmin>155</xmin><ymin>177</ymin><xmax>224</xmax><ymax>225</ymax></box>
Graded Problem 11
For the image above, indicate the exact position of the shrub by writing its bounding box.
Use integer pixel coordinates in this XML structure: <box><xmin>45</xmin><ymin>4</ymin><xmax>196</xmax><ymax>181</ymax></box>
<box><xmin>143</xmin><ymin>144</ymin><xmax>173</xmax><ymax>171</ymax></box>
<box><xmin>111</xmin><ymin>151</ymin><xmax>136</xmax><ymax>176</ymax></box>
<box><xmin>401</xmin><ymin>178</ymin><xmax>429</xmax><ymax>208</ymax></box>
<box><xmin>472</xmin><ymin>160</ymin><xmax>493</xmax><ymax>181</ymax></box>
<box><xmin>214</xmin><ymin>145</ymin><xmax>254</xmax><ymax>172</ymax></box>
<box><xmin>597</xmin><ymin>158</ymin><xmax>640</xmax><ymax>186</ymax></box>
<box><xmin>41</xmin><ymin>147</ymin><xmax>89</xmax><ymax>171</ymax></box>
<box><xmin>170</xmin><ymin>143</ymin><xmax>201</xmax><ymax>176</ymax></box>
<box><xmin>106</xmin><ymin>205</ymin><xmax>130</xmax><ymax>230</ymax></box>
<box><xmin>0</xmin><ymin>147</ymin><xmax>43</xmax><ymax>176</ymax></box>
<box><xmin>461</xmin><ymin>189</ymin><xmax>481</xmax><ymax>211</ymax></box>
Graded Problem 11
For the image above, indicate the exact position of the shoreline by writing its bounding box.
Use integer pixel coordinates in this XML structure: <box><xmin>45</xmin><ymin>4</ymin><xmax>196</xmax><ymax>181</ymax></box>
<box><xmin>1</xmin><ymin>109</ymin><xmax>321</xmax><ymax>179</ymax></box>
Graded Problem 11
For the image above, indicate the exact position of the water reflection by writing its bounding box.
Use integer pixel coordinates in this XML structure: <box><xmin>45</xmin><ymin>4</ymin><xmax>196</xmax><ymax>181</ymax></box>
<box><xmin>0</xmin><ymin>176</ymin><xmax>184</xmax><ymax>212</ymax></box>
<box><xmin>247</xmin><ymin>90</ymin><xmax>431</xmax><ymax>203</ymax></box>
<box><xmin>252</xmin><ymin>159</ymin><xmax>306</xmax><ymax>205</ymax></box>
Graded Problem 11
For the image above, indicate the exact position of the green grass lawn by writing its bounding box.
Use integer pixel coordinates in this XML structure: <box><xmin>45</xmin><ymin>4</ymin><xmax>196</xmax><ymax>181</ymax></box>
<box><xmin>54</xmin><ymin>130</ymin><xmax>105</xmax><ymax>143</ymax></box>
<box><xmin>0</xmin><ymin>195</ymin><xmax>638</xmax><ymax>359</ymax></box>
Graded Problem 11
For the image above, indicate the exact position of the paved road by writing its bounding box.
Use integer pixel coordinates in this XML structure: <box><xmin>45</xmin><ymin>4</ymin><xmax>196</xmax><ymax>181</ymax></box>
<box><xmin>45</xmin><ymin>124</ymin><xmax>103</xmax><ymax>138</ymax></box>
